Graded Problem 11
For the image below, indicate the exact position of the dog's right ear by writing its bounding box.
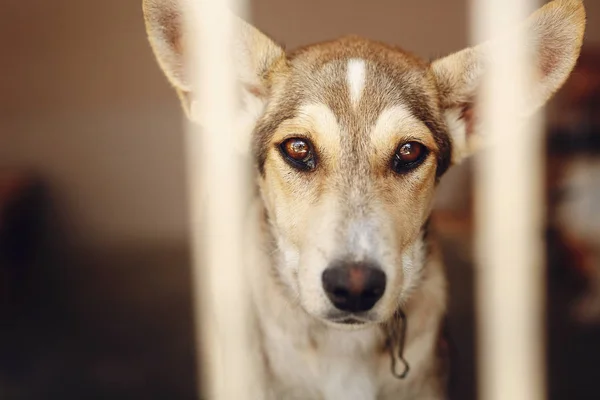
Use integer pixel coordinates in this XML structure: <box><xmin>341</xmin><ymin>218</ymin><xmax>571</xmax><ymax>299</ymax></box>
<box><xmin>142</xmin><ymin>0</ymin><xmax>286</xmax><ymax>122</ymax></box>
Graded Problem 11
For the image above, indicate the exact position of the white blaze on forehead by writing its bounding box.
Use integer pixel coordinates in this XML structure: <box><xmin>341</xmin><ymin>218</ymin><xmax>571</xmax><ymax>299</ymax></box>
<box><xmin>346</xmin><ymin>59</ymin><xmax>366</xmax><ymax>108</ymax></box>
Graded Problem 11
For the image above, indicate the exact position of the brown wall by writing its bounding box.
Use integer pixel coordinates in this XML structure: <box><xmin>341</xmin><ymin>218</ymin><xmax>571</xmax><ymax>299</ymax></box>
<box><xmin>1</xmin><ymin>0</ymin><xmax>599</xmax><ymax>246</ymax></box>
<box><xmin>1</xmin><ymin>0</ymin><xmax>187</xmax><ymax>246</ymax></box>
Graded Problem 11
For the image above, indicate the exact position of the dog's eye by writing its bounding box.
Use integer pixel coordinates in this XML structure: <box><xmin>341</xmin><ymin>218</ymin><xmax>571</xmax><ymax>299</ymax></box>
<box><xmin>391</xmin><ymin>142</ymin><xmax>428</xmax><ymax>173</ymax></box>
<box><xmin>279</xmin><ymin>138</ymin><xmax>317</xmax><ymax>171</ymax></box>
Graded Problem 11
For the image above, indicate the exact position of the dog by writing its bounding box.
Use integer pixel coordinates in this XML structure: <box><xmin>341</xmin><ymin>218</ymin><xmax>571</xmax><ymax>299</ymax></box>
<box><xmin>142</xmin><ymin>0</ymin><xmax>585</xmax><ymax>398</ymax></box>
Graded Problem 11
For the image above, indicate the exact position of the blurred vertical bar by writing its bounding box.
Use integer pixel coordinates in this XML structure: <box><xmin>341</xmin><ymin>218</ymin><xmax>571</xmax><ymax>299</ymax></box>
<box><xmin>471</xmin><ymin>0</ymin><xmax>546</xmax><ymax>400</ymax></box>
<box><xmin>185</xmin><ymin>0</ymin><xmax>258</xmax><ymax>399</ymax></box>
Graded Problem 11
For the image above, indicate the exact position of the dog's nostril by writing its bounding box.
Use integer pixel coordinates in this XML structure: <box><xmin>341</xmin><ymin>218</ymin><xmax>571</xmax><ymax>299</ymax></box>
<box><xmin>322</xmin><ymin>261</ymin><xmax>386</xmax><ymax>313</ymax></box>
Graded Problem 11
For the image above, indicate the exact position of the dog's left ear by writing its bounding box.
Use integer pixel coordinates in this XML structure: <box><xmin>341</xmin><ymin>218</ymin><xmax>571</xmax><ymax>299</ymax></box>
<box><xmin>431</xmin><ymin>0</ymin><xmax>586</xmax><ymax>164</ymax></box>
<box><xmin>142</xmin><ymin>0</ymin><xmax>286</xmax><ymax>123</ymax></box>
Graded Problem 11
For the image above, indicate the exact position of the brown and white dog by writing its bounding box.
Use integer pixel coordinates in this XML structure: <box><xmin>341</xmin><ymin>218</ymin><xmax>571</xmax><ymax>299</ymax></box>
<box><xmin>143</xmin><ymin>1</ymin><xmax>585</xmax><ymax>398</ymax></box>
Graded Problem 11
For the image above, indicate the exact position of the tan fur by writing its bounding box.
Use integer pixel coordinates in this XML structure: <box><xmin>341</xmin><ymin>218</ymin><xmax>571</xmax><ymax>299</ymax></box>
<box><xmin>142</xmin><ymin>1</ymin><xmax>585</xmax><ymax>398</ymax></box>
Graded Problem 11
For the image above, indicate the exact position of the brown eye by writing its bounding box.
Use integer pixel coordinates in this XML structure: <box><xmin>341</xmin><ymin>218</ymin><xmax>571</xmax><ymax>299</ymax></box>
<box><xmin>392</xmin><ymin>141</ymin><xmax>428</xmax><ymax>173</ymax></box>
<box><xmin>284</xmin><ymin>139</ymin><xmax>309</xmax><ymax>160</ymax></box>
<box><xmin>397</xmin><ymin>142</ymin><xmax>423</xmax><ymax>163</ymax></box>
<box><xmin>279</xmin><ymin>137</ymin><xmax>317</xmax><ymax>171</ymax></box>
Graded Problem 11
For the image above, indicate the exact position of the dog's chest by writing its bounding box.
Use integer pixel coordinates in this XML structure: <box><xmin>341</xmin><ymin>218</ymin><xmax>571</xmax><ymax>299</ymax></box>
<box><xmin>262</xmin><ymin>323</ymin><xmax>390</xmax><ymax>400</ymax></box>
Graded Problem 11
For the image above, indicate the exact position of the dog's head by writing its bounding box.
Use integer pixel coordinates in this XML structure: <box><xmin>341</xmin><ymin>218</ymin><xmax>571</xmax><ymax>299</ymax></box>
<box><xmin>143</xmin><ymin>0</ymin><xmax>585</xmax><ymax>327</ymax></box>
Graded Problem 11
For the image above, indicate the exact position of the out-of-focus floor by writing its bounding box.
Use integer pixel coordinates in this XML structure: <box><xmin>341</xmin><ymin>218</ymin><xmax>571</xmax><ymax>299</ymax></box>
<box><xmin>0</xmin><ymin>246</ymin><xmax>197</xmax><ymax>400</ymax></box>
<box><xmin>0</xmin><ymin>218</ymin><xmax>599</xmax><ymax>399</ymax></box>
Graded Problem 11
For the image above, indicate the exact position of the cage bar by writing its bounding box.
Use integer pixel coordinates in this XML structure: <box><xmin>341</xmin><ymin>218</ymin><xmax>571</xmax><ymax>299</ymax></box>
<box><xmin>472</xmin><ymin>0</ymin><xmax>546</xmax><ymax>400</ymax></box>
<box><xmin>184</xmin><ymin>0</ymin><xmax>260</xmax><ymax>399</ymax></box>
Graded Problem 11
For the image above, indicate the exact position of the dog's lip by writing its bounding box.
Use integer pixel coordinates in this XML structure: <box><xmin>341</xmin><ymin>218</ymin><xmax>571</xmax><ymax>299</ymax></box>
<box><xmin>327</xmin><ymin>314</ymin><xmax>372</xmax><ymax>325</ymax></box>
<box><xmin>338</xmin><ymin>317</ymin><xmax>366</xmax><ymax>325</ymax></box>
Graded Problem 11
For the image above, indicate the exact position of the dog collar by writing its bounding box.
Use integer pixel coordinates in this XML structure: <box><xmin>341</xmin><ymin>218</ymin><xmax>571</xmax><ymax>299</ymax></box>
<box><xmin>386</xmin><ymin>309</ymin><xmax>410</xmax><ymax>379</ymax></box>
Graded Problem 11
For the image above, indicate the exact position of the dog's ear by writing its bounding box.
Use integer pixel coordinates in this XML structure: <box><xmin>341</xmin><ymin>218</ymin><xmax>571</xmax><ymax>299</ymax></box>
<box><xmin>142</xmin><ymin>0</ymin><xmax>286</xmax><ymax>122</ymax></box>
<box><xmin>431</xmin><ymin>0</ymin><xmax>585</xmax><ymax>164</ymax></box>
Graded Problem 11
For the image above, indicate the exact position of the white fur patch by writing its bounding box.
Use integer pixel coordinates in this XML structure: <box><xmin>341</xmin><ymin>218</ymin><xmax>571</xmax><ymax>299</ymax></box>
<box><xmin>282</xmin><ymin>103</ymin><xmax>342</xmax><ymax>160</ymax></box>
<box><xmin>444</xmin><ymin>107</ymin><xmax>468</xmax><ymax>163</ymax></box>
<box><xmin>346</xmin><ymin>219</ymin><xmax>378</xmax><ymax>261</ymax></box>
<box><xmin>294</xmin><ymin>103</ymin><xmax>342</xmax><ymax>142</ymax></box>
<box><xmin>401</xmin><ymin>235</ymin><xmax>426</xmax><ymax>295</ymax></box>
<box><xmin>370</xmin><ymin>104</ymin><xmax>428</xmax><ymax>146</ymax></box>
<box><xmin>319</xmin><ymin>329</ymin><xmax>379</xmax><ymax>400</ymax></box>
<box><xmin>373</xmin><ymin>104</ymin><xmax>415</xmax><ymax>127</ymax></box>
<box><xmin>277</xmin><ymin>236</ymin><xmax>301</xmax><ymax>293</ymax></box>
<box><xmin>346</xmin><ymin>59</ymin><xmax>366</xmax><ymax>108</ymax></box>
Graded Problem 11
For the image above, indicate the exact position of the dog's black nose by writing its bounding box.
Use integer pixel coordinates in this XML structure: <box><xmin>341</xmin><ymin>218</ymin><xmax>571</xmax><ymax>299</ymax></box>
<box><xmin>322</xmin><ymin>261</ymin><xmax>386</xmax><ymax>313</ymax></box>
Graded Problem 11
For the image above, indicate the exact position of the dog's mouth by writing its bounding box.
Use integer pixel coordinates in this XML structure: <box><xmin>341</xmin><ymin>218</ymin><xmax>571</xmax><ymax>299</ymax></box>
<box><xmin>337</xmin><ymin>317</ymin><xmax>366</xmax><ymax>325</ymax></box>
<box><xmin>326</xmin><ymin>313</ymin><xmax>375</xmax><ymax>326</ymax></box>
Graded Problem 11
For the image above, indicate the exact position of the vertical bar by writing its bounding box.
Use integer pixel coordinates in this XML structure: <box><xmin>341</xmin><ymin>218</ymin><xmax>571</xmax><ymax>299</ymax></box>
<box><xmin>472</xmin><ymin>1</ymin><xmax>546</xmax><ymax>400</ymax></box>
<box><xmin>184</xmin><ymin>1</ymin><xmax>259</xmax><ymax>399</ymax></box>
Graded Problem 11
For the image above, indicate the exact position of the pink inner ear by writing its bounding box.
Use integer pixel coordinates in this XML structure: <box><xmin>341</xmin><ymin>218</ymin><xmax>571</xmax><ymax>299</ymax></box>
<box><xmin>539</xmin><ymin>44</ymin><xmax>561</xmax><ymax>78</ymax></box>
<box><xmin>244</xmin><ymin>83</ymin><xmax>267</xmax><ymax>99</ymax></box>
<box><xmin>156</xmin><ymin>9</ymin><xmax>184</xmax><ymax>56</ymax></box>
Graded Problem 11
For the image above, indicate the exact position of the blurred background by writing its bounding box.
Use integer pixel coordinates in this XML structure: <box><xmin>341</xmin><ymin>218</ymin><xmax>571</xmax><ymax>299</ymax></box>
<box><xmin>1</xmin><ymin>0</ymin><xmax>600</xmax><ymax>399</ymax></box>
